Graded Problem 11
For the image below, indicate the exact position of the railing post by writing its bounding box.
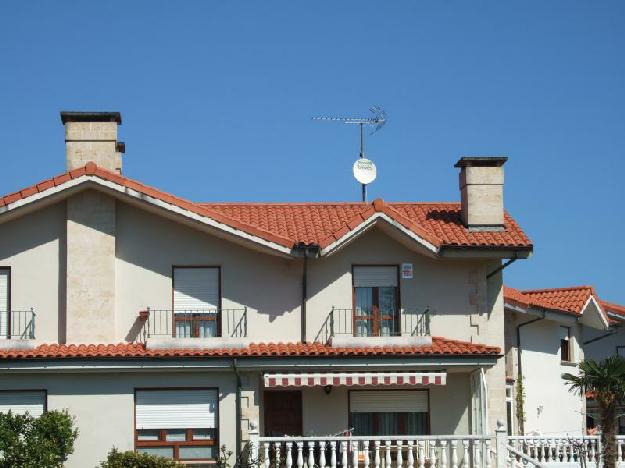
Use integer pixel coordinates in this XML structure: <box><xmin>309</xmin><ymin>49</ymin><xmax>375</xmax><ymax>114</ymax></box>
<box><xmin>495</xmin><ymin>420</ymin><xmax>507</xmax><ymax>468</ymax></box>
<box><xmin>244</xmin><ymin>306</ymin><xmax>248</xmax><ymax>337</ymax></box>
<box><xmin>249</xmin><ymin>421</ymin><xmax>259</xmax><ymax>466</ymax></box>
<box><xmin>329</xmin><ymin>306</ymin><xmax>335</xmax><ymax>343</ymax></box>
<box><xmin>30</xmin><ymin>307</ymin><xmax>35</xmax><ymax>339</ymax></box>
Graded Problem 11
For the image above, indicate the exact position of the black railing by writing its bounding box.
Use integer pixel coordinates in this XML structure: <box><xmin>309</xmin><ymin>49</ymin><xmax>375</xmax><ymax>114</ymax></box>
<box><xmin>1</xmin><ymin>309</ymin><xmax>36</xmax><ymax>339</ymax></box>
<box><xmin>142</xmin><ymin>307</ymin><xmax>247</xmax><ymax>338</ymax></box>
<box><xmin>316</xmin><ymin>307</ymin><xmax>430</xmax><ymax>343</ymax></box>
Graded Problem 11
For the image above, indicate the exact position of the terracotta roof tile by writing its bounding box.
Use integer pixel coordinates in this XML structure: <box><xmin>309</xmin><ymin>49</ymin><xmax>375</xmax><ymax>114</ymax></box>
<box><xmin>0</xmin><ymin>337</ymin><xmax>500</xmax><ymax>360</ymax></box>
<box><xmin>601</xmin><ymin>300</ymin><xmax>625</xmax><ymax>319</ymax></box>
<box><xmin>1</xmin><ymin>164</ymin><xmax>532</xmax><ymax>253</ymax></box>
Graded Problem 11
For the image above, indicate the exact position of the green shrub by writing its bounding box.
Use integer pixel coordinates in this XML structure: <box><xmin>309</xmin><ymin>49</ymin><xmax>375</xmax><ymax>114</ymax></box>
<box><xmin>0</xmin><ymin>409</ymin><xmax>78</xmax><ymax>468</ymax></box>
<box><xmin>99</xmin><ymin>448</ymin><xmax>181</xmax><ymax>468</ymax></box>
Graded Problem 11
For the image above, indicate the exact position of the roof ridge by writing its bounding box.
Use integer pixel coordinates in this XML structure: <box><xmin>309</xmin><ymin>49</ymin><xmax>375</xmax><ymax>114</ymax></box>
<box><xmin>521</xmin><ymin>285</ymin><xmax>595</xmax><ymax>294</ymax></box>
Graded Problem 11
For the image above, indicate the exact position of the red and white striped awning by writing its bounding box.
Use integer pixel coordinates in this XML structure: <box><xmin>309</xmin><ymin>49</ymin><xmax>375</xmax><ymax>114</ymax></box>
<box><xmin>264</xmin><ymin>372</ymin><xmax>446</xmax><ymax>388</ymax></box>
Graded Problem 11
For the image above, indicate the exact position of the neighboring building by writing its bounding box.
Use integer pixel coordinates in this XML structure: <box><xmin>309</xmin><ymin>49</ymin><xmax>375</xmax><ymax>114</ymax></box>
<box><xmin>503</xmin><ymin>286</ymin><xmax>625</xmax><ymax>437</ymax></box>
<box><xmin>0</xmin><ymin>112</ymin><xmax>534</xmax><ymax>467</ymax></box>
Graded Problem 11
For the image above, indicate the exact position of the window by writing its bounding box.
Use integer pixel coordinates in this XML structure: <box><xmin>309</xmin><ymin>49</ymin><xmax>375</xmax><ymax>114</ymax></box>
<box><xmin>506</xmin><ymin>384</ymin><xmax>514</xmax><ymax>436</ymax></box>
<box><xmin>135</xmin><ymin>389</ymin><xmax>218</xmax><ymax>461</ymax></box>
<box><xmin>0</xmin><ymin>390</ymin><xmax>46</xmax><ymax>417</ymax></box>
<box><xmin>560</xmin><ymin>326</ymin><xmax>571</xmax><ymax>362</ymax></box>
<box><xmin>0</xmin><ymin>268</ymin><xmax>8</xmax><ymax>339</ymax></box>
<box><xmin>173</xmin><ymin>267</ymin><xmax>220</xmax><ymax>338</ymax></box>
<box><xmin>350</xmin><ymin>391</ymin><xmax>429</xmax><ymax>435</ymax></box>
<box><xmin>353</xmin><ymin>266</ymin><xmax>400</xmax><ymax>337</ymax></box>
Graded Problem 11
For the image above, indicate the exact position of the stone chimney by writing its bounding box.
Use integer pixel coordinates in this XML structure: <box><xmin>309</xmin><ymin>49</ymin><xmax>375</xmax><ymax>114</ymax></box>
<box><xmin>454</xmin><ymin>156</ymin><xmax>507</xmax><ymax>230</ymax></box>
<box><xmin>60</xmin><ymin>111</ymin><xmax>124</xmax><ymax>173</ymax></box>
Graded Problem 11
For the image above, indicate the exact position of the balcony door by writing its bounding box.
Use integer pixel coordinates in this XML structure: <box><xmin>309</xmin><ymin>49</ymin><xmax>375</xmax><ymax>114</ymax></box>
<box><xmin>0</xmin><ymin>269</ymin><xmax>8</xmax><ymax>339</ymax></box>
<box><xmin>353</xmin><ymin>266</ymin><xmax>400</xmax><ymax>337</ymax></box>
<box><xmin>173</xmin><ymin>267</ymin><xmax>220</xmax><ymax>338</ymax></box>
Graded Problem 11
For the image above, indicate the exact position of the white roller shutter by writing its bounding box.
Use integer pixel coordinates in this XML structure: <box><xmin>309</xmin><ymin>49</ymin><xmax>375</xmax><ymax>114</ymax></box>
<box><xmin>350</xmin><ymin>391</ymin><xmax>429</xmax><ymax>413</ymax></box>
<box><xmin>353</xmin><ymin>266</ymin><xmax>398</xmax><ymax>288</ymax></box>
<box><xmin>136</xmin><ymin>389</ymin><xmax>217</xmax><ymax>430</ymax></box>
<box><xmin>173</xmin><ymin>268</ymin><xmax>219</xmax><ymax>311</ymax></box>
<box><xmin>0</xmin><ymin>270</ymin><xmax>8</xmax><ymax>338</ymax></box>
<box><xmin>0</xmin><ymin>391</ymin><xmax>45</xmax><ymax>417</ymax></box>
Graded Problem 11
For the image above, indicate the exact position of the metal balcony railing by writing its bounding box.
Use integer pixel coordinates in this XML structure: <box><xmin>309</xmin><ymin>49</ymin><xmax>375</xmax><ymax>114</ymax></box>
<box><xmin>0</xmin><ymin>309</ymin><xmax>36</xmax><ymax>339</ymax></box>
<box><xmin>316</xmin><ymin>307</ymin><xmax>430</xmax><ymax>343</ymax></box>
<box><xmin>142</xmin><ymin>307</ymin><xmax>247</xmax><ymax>338</ymax></box>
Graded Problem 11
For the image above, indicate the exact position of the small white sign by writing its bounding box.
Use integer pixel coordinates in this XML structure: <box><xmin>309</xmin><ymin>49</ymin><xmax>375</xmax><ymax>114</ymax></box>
<box><xmin>401</xmin><ymin>263</ymin><xmax>413</xmax><ymax>279</ymax></box>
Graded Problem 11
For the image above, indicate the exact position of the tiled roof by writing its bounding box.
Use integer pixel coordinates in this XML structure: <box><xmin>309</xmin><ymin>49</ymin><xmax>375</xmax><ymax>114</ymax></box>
<box><xmin>0</xmin><ymin>163</ymin><xmax>532</xmax><ymax>254</ymax></box>
<box><xmin>503</xmin><ymin>286</ymin><xmax>570</xmax><ymax>313</ymax></box>
<box><xmin>0</xmin><ymin>337</ymin><xmax>500</xmax><ymax>360</ymax></box>
<box><xmin>601</xmin><ymin>300</ymin><xmax>625</xmax><ymax>318</ymax></box>
<box><xmin>199</xmin><ymin>201</ymin><xmax>532</xmax><ymax>250</ymax></box>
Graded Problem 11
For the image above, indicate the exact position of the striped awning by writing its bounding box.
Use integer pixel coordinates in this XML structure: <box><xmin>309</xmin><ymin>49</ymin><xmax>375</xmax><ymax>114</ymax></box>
<box><xmin>263</xmin><ymin>372</ymin><xmax>446</xmax><ymax>388</ymax></box>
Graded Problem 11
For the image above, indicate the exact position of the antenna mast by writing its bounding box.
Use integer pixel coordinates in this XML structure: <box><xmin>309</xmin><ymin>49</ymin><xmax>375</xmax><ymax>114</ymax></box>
<box><xmin>313</xmin><ymin>106</ymin><xmax>386</xmax><ymax>202</ymax></box>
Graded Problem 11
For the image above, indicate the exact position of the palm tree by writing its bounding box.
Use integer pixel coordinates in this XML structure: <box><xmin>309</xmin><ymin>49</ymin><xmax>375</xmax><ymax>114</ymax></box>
<box><xmin>562</xmin><ymin>356</ymin><xmax>625</xmax><ymax>468</ymax></box>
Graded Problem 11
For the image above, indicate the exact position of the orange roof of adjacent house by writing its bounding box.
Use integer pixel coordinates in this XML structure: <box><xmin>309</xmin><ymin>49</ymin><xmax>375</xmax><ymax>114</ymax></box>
<box><xmin>504</xmin><ymin>285</ymin><xmax>624</xmax><ymax>324</ymax></box>
<box><xmin>0</xmin><ymin>163</ymin><xmax>532</xmax><ymax>254</ymax></box>
<box><xmin>0</xmin><ymin>337</ymin><xmax>500</xmax><ymax>360</ymax></box>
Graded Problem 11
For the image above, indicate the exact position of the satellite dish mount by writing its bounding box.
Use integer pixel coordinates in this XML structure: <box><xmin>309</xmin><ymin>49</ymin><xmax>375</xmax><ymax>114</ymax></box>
<box><xmin>313</xmin><ymin>106</ymin><xmax>386</xmax><ymax>202</ymax></box>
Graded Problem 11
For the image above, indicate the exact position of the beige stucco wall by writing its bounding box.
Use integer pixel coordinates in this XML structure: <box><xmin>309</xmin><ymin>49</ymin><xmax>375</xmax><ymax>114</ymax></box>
<box><xmin>0</xmin><ymin>202</ymin><xmax>65</xmax><ymax>343</ymax></box>
<box><xmin>583</xmin><ymin>324</ymin><xmax>625</xmax><ymax>361</ymax></box>
<box><xmin>0</xmin><ymin>371</ymin><xmax>237</xmax><ymax>468</ymax></box>
<box><xmin>114</xmin><ymin>201</ymin><xmax>302</xmax><ymax>342</ymax></box>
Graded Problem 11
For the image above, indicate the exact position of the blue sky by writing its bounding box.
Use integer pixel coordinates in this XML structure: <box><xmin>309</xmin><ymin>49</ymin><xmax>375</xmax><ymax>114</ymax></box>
<box><xmin>1</xmin><ymin>1</ymin><xmax>624</xmax><ymax>302</ymax></box>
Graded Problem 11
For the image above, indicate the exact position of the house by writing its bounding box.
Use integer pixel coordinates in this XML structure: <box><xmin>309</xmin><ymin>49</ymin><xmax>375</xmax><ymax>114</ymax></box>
<box><xmin>0</xmin><ymin>112</ymin><xmax>534</xmax><ymax>467</ymax></box>
<box><xmin>503</xmin><ymin>286</ymin><xmax>625</xmax><ymax>437</ymax></box>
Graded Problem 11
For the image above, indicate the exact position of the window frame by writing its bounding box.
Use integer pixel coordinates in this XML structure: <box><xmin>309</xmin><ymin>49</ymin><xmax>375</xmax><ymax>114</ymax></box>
<box><xmin>351</xmin><ymin>265</ymin><xmax>401</xmax><ymax>337</ymax></box>
<box><xmin>0</xmin><ymin>389</ymin><xmax>47</xmax><ymax>415</ymax></box>
<box><xmin>133</xmin><ymin>387</ymin><xmax>219</xmax><ymax>462</ymax></box>
<box><xmin>347</xmin><ymin>389</ymin><xmax>431</xmax><ymax>436</ymax></box>
<box><xmin>0</xmin><ymin>267</ymin><xmax>10</xmax><ymax>338</ymax></box>
<box><xmin>560</xmin><ymin>326</ymin><xmax>571</xmax><ymax>362</ymax></box>
<box><xmin>171</xmin><ymin>266</ymin><xmax>222</xmax><ymax>338</ymax></box>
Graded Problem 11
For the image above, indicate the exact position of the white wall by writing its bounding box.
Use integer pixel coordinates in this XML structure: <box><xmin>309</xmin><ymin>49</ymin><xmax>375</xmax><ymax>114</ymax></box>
<box><xmin>0</xmin><ymin>371</ymin><xmax>237</xmax><ymax>468</ymax></box>
<box><xmin>519</xmin><ymin>319</ymin><xmax>585</xmax><ymax>435</ymax></box>
<box><xmin>583</xmin><ymin>324</ymin><xmax>625</xmax><ymax>362</ymax></box>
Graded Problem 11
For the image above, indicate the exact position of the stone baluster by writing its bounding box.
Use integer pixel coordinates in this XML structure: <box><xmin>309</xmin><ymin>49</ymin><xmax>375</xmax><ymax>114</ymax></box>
<box><xmin>264</xmin><ymin>442</ymin><xmax>271</xmax><ymax>468</ymax></box>
<box><xmin>407</xmin><ymin>441</ymin><xmax>415</xmax><ymax>468</ymax></box>
<box><xmin>450</xmin><ymin>440</ymin><xmax>458</xmax><ymax>468</ymax></box>
<box><xmin>440</xmin><ymin>440</ymin><xmax>448</xmax><ymax>468</ymax></box>
<box><xmin>296</xmin><ymin>442</ymin><xmax>304</xmax><ymax>468</ymax></box>
<box><xmin>308</xmin><ymin>442</ymin><xmax>316</xmax><ymax>468</ymax></box>
<box><xmin>590</xmin><ymin>439</ymin><xmax>596</xmax><ymax>464</ymax></box>
<box><xmin>484</xmin><ymin>439</ymin><xmax>491</xmax><ymax>468</ymax></box>
<box><xmin>374</xmin><ymin>441</ymin><xmax>381</xmax><ymax>468</ymax></box>
<box><xmin>363</xmin><ymin>441</ymin><xmax>370</xmax><ymax>468</ymax></box>
<box><xmin>429</xmin><ymin>441</ymin><xmax>437</xmax><ymax>468</ymax></box>
<box><xmin>537</xmin><ymin>439</ymin><xmax>545</xmax><ymax>462</ymax></box>
<box><xmin>617</xmin><ymin>438</ymin><xmax>623</xmax><ymax>462</ymax></box>
<box><xmin>286</xmin><ymin>442</ymin><xmax>293</xmax><ymax>468</ymax></box>
<box><xmin>461</xmin><ymin>440</ymin><xmax>469</xmax><ymax>468</ymax></box>
<box><xmin>340</xmin><ymin>441</ymin><xmax>347</xmax><ymax>468</ymax></box>
<box><xmin>397</xmin><ymin>441</ymin><xmax>404</xmax><ymax>468</ymax></box>
<box><xmin>330</xmin><ymin>441</ymin><xmax>337</xmax><ymax>468</ymax></box>
<box><xmin>385</xmin><ymin>441</ymin><xmax>392</xmax><ymax>468</ymax></box>
<box><xmin>352</xmin><ymin>441</ymin><xmax>359</xmax><ymax>468</ymax></box>
<box><xmin>417</xmin><ymin>441</ymin><xmax>425</xmax><ymax>468</ymax></box>
<box><xmin>473</xmin><ymin>440</ymin><xmax>481</xmax><ymax>468</ymax></box>
<box><xmin>275</xmin><ymin>443</ymin><xmax>282</xmax><ymax>468</ymax></box>
<box><xmin>319</xmin><ymin>441</ymin><xmax>327</xmax><ymax>468</ymax></box>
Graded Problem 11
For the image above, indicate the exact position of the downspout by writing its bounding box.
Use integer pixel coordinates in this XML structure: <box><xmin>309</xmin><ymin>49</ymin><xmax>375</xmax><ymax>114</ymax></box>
<box><xmin>233</xmin><ymin>358</ymin><xmax>242</xmax><ymax>464</ymax></box>
<box><xmin>515</xmin><ymin>311</ymin><xmax>545</xmax><ymax>434</ymax></box>
<box><xmin>486</xmin><ymin>254</ymin><xmax>518</xmax><ymax>279</ymax></box>
<box><xmin>583</xmin><ymin>329</ymin><xmax>616</xmax><ymax>345</ymax></box>
<box><xmin>295</xmin><ymin>243</ymin><xmax>320</xmax><ymax>343</ymax></box>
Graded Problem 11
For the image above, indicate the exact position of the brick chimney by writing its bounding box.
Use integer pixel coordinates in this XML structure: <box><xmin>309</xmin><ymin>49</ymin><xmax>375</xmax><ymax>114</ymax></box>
<box><xmin>454</xmin><ymin>156</ymin><xmax>507</xmax><ymax>230</ymax></box>
<box><xmin>60</xmin><ymin>111</ymin><xmax>124</xmax><ymax>174</ymax></box>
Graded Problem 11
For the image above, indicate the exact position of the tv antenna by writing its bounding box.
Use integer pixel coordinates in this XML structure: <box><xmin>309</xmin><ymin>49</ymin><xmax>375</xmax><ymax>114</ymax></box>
<box><xmin>313</xmin><ymin>106</ymin><xmax>386</xmax><ymax>202</ymax></box>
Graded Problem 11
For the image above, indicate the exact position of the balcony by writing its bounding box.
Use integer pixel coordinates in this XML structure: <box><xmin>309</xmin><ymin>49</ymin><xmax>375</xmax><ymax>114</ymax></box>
<box><xmin>0</xmin><ymin>310</ymin><xmax>36</xmax><ymax>349</ymax></box>
<box><xmin>317</xmin><ymin>307</ymin><xmax>431</xmax><ymax>348</ymax></box>
<box><xmin>140</xmin><ymin>307</ymin><xmax>249</xmax><ymax>350</ymax></box>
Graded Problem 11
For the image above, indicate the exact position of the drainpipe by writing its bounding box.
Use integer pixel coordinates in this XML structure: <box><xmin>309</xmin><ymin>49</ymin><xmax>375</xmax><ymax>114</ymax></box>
<box><xmin>515</xmin><ymin>312</ymin><xmax>545</xmax><ymax>435</ymax></box>
<box><xmin>486</xmin><ymin>254</ymin><xmax>518</xmax><ymax>279</ymax></box>
<box><xmin>294</xmin><ymin>243</ymin><xmax>320</xmax><ymax>343</ymax></box>
<box><xmin>233</xmin><ymin>358</ymin><xmax>242</xmax><ymax>465</ymax></box>
<box><xmin>583</xmin><ymin>329</ymin><xmax>616</xmax><ymax>345</ymax></box>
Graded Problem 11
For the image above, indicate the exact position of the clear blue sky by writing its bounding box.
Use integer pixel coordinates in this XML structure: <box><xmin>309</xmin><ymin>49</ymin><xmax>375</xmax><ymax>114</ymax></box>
<box><xmin>1</xmin><ymin>1</ymin><xmax>624</xmax><ymax>302</ymax></box>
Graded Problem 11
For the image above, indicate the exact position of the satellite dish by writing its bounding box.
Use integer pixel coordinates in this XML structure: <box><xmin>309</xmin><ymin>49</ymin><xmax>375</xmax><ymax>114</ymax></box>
<box><xmin>353</xmin><ymin>158</ymin><xmax>377</xmax><ymax>185</ymax></box>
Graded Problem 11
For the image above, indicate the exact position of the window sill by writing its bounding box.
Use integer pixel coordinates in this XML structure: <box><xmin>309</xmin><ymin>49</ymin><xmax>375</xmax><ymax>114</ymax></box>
<box><xmin>560</xmin><ymin>360</ymin><xmax>577</xmax><ymax>367</ymax></box>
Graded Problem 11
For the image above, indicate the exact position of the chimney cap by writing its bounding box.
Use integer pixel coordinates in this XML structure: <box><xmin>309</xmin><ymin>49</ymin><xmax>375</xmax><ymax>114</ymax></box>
<box><xmin>454</xmin><ymin>156</ymin><xmax>507</xmax><ymax>168</ymax></box>
<box><xmin>60</xmin><ymin>111</ymin><xmax>122</xmax><ymax>125</ymax></box>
